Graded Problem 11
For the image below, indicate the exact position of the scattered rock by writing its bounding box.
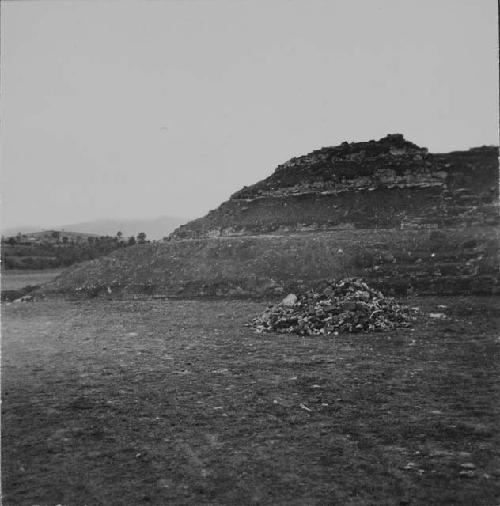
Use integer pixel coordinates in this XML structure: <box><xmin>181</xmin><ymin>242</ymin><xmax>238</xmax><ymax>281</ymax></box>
<box><xmin>460</xmin><ymin>463</ymin><xmax>476</xmax><ymax>469</ymax></box>
<box><xmin>157</xmin><ymin>478</ymin><xmax>172</xmax><ymax>489</ymax></box>
<box><xmin>429</xmin><ymin>313</ymin><xmax>446</xmax><ymax>319</ymax></box>
<box><xmin>404</xmin><ymin>462</ymin><xmax>417</xmax><ymax>470</ymax></box>
<box><xmin>281</xmin><ymin>293</ymin><xmax>298</xmax><ymax>306</ymax></box>
<box><xmin>429</xmin><ymin>449</ymin><xmax>454</xmax><ymax>458</ymax></box>
<box><xmin>211</xmin><ymin>368</ymin><xmax>229</xmax><ymax>374</ymax></box>
<box><xmin>459</xmin><ymin>470</ymin><xmax>476</xmax><ymax>478</ymax></box>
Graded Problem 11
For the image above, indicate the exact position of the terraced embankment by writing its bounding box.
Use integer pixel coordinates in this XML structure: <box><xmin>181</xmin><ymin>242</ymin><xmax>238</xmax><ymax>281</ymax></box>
<box><xmin>43</xmin><ymin>226</ymin><xmax>499</xmax><ymax>298</ymax></box>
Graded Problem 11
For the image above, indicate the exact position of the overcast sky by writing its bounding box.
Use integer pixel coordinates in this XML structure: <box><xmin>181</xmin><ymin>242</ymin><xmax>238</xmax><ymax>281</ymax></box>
<box><xmin>1</xmin><ymin>0</ymin><xmax>498</xmax><ymax>230</ymax></box>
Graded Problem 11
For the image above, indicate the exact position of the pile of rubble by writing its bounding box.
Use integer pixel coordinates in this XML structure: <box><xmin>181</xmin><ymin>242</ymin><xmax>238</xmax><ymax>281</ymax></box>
<box><xmin>252</xmin><ymin>278</ymin><xmax>416</xmax><ymax>335</ymax></box>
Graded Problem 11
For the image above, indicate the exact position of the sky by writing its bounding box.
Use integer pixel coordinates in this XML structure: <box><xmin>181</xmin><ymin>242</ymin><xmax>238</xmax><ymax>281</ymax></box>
<box><xmin>1</xmin><ymin>0</ymin><xmax>498</xmax><ymax>230</ymax></box>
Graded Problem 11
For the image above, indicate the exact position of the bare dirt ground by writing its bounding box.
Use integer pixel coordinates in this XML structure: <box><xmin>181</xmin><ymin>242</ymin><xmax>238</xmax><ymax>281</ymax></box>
<box><xmin>2</xmin><ymin>295</ymin><xmax>499</xmax><ymax>505</ymax></box>
<box><xmin>1</xmin><ymin>269</ymin><xmax>64</xmax><ymax>291</ymax></box>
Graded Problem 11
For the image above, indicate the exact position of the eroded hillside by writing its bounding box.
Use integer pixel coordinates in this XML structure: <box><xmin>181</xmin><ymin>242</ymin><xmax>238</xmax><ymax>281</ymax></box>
<box><xmin>44</xmin><ymin>135</ymin><xmax>499</xmax><ymax>298</ymax></box>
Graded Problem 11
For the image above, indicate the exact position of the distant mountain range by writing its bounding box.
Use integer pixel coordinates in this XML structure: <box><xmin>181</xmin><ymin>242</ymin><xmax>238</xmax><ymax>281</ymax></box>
<box><xmin>2</xmin><ymin>216</ymin><xmax>189</xmax><ymax>240</ymax></box>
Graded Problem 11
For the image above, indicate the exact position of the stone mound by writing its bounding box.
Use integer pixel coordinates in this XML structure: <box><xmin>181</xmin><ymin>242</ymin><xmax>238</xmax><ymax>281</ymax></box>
<box><xmin>252</xmin><ymin>278</ymin><xmax>416</xmax><ymax>335</ymax></box>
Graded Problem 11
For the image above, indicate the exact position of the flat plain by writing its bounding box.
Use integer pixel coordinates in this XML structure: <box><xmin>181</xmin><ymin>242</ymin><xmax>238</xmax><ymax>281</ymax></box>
<box><xmin>2</xmin><ymin>293</ymin><xmax>499</xmax><ymax>505</ymax></box>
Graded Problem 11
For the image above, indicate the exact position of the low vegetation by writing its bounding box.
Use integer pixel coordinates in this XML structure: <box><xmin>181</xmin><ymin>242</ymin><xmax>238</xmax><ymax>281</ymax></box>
<box><xmin>1</xmin><ymin>231</ymin><xmax>149</xmax><ymax>270</ymax></box>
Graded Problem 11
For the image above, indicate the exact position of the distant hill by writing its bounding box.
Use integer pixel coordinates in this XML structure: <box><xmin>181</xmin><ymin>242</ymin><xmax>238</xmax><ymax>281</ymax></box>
<box><xmin>2</xmin><ymin>225</ymin><xmax>45</xmax><ymax>237</ymax></box>
<box><xmin>25</xmin><ymin>230</ymin><xmax>99</xmax><ymax>239</ymax></box>
<box><xmin>3</xmin><ymin>216</ymin><xmax>188</xmax><ymax>240</ymax></box>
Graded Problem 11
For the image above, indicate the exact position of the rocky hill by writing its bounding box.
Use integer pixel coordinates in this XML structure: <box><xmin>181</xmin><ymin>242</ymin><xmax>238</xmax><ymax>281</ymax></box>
<box><xmin>44</xmin><ymin>134</ymin><xmax>499</xmax><ymax>298</ymax></box>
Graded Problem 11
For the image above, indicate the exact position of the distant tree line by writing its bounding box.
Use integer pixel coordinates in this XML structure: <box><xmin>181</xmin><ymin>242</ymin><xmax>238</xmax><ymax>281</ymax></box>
<box><xmin>1</xmin><ymin>231</ymin><xmax>150</xmax><ymax>270</ymax></box>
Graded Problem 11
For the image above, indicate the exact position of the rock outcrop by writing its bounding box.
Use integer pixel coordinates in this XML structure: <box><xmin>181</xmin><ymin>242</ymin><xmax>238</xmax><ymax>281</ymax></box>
<box><xmin>171</xmin><ymin>134</ymin><xmax>498</xmax><ymax>238</ymax></box>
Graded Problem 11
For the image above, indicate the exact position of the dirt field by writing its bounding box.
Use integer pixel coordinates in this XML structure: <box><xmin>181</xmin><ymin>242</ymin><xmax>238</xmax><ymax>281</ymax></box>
<box><xmin>1</xmin><ymin>269</ymin><xmax>64</xmax><ymax>291</ymax></box>
<box><xmin>2</xmin><ymin>295</ymin><xmax>499</xmax><ymax>505</ymax></box>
